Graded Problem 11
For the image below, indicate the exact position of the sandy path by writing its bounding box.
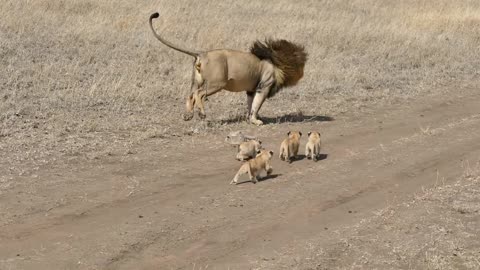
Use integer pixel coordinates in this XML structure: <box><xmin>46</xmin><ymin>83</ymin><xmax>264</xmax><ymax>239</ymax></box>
<box><xmin>1</xmin><ymin>88</ymin><xmax>479</xmax><ymax>270</ymax></box>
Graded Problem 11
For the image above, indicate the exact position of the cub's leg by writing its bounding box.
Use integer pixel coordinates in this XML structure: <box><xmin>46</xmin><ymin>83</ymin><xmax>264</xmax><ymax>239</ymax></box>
<box><xmin>313</xmin><ymin>144</ymin><xmax>320</xmax><ymax>161</ymax></box>
<box><xmin>248</xmin><ymin>166</ymin><xmax>258</xmax><ymax>184</ymax></box>
<box><xmin>236</xmin><ymin>152</ymin><xmax>250</xmax><ymax>161</ymax></box>
<box><xmin>305</xmin><ymin>144</ymin><xmax>312</xmax><ymax>160</ymax></box>
<box><xmin>285</xmin><ymin>145</ymin><xmax>293</xmax><ymax>163</ymax></box>
<box><xmin>289</xmin><ymin>144</ymin><xmax>298</xmax><ymax>162</ymax></box>
<box><xmin>230</xmin><ymin>162</ymin><xmax>251</xmax><ymax>184</ymax></box>
<box><xmin>266</xmin><ymin>163</ymin><xmax>273</xmax><ymax>175</ymax></box>
<box><xmin>279</xmin><ymin>145</ymin><xmax>285</xmax><ymax>161</ymax></box>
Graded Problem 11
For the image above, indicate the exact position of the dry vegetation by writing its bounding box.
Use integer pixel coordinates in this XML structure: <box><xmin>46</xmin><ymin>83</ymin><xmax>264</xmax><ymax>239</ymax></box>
<box><xmin>1</xmin><ymin>0</ymin><xmax>479</xmax><ymax>174</ymax></box>
<box><xmin>257</xmin><ymin>163</ymin><xmax>480</xmax><ymax>269</ymax></box>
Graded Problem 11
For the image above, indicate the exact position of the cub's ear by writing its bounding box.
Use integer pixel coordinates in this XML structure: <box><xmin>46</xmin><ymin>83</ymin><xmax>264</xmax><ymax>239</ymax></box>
<box><xmin>299</xmin><ymin>132</ymin><xmax>302</xmax><ymax>136</ymax></box>
<box><xmin>269</xmin><ymin>150</ymin><xmax>274</xmax><ymax>155</ymax></box>
<box><xmin>308</xmin><ymin>131</ymin><xmax>312</xmax><ymax>136</ymax></box>
<box><xmin>287</xmin><ymin>131</ymin><xmax>291</xmax><ymax>136</ymax></box>
<box><xmin>257</xmin><ymin>150</ymin><xmax>262</xmax><ymax>154</ymax></box>
<box><xmin>258</xmin><ymin>140</ymin><xmax>262</xmax><ymax>144</ymax></box>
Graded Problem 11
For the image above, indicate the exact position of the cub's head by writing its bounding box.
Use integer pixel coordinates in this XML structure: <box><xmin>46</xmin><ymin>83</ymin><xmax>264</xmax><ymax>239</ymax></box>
<box><xmin>307</xmin><ymin>131</ymin><xmax>321</xmax><ymax>140</ymax></box>
<box><xmin>287</xmin><ymin>131</ymin><xmax>302</xmax><ymax>140</ymax></box>
<box><xmin>256</xmin><ymin>149</ymin><xmax>274</xmax><ymax>160</ymax></box>
<box><xmin>253</xmin><ymin>139</ymin><xmax>263</xmax><ymax>151</ymax></box>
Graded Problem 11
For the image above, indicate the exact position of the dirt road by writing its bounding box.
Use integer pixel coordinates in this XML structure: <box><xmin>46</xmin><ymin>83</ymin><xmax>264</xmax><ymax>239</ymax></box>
<box><xmin>1</xmin><ymin>88</ymin><xmax>479</xmax><ymax>269</ymax></box>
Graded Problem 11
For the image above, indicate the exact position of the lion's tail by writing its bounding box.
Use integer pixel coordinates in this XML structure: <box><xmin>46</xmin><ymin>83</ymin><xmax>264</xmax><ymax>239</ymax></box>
<box><xmin>250</xmin><ymin>39</ymin><xmax>307</xmax><ymax>98</ymax></box>
<box><xmin>149</xmin><ymin>12</ymin><xmax>199</xmax><ymax>58</ymax></box>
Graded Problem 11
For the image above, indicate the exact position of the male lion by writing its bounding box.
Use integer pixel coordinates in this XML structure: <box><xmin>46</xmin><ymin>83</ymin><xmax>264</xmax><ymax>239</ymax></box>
<box><xmin>149</xmin><ymin>12</ymin><xmax>307</xmax><ymax>125</ymax></box>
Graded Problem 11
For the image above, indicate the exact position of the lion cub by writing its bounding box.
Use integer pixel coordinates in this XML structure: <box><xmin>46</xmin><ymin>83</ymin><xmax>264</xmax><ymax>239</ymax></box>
<box><xmin>279</xmin><ymin>131</ymin><xmax>302</xmax><ymax>163</ymax></box>
<box><xmin>236</xmin><ymin>139</ymin><xmax>262</xmax><ymax>161</ymax></box>
<box><xmin>305</xmin><ymin>131</ymin><xmax>322</xmax><ymax>161</ymax></box>
<box><xmin>231</xmin><ymin>149</ymin><xmax>273</xmax><ymax>184</ymax></box>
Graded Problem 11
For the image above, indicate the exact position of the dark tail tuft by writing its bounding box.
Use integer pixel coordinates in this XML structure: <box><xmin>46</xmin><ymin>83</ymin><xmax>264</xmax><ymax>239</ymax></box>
<box><xmin>250</xmin><ymin>39</ymin><xmax>308</xmax><ymax>97</ymax></box>
<box><xmin>150</xmin><ymin>12</ymin><xmax>160</xmax><ymax>20</ymax></box>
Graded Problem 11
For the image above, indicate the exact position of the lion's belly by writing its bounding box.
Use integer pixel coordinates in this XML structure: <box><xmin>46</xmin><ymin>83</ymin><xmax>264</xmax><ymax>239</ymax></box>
<box><xmin>225</xmin><ymin>77</ymin><xmax>258</xmax><ymax>92</ymax></box>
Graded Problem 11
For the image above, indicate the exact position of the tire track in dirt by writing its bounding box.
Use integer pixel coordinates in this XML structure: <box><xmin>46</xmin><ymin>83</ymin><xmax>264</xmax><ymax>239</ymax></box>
<box><xmin>153</xmin><ymin>112</ymin><xmax>480</xmax><ymax>269</ymax></box>
<box><xmin>112</xmin><ymin>91</ymin><xmax>480</xmax><ymax>269</ymax></box>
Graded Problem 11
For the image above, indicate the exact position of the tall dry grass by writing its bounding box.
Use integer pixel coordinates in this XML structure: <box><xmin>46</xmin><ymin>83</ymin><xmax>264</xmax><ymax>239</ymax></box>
<box><xmin>1</xmin><ymin>0</ymin><xmax>479</xmax><ymax>169</ymax></box>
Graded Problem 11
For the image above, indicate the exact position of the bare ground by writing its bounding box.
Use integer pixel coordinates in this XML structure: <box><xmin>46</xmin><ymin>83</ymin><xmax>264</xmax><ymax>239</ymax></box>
<box><xmin>1</xmin><ymin>86</ymin><xmax>479</xmax><ymax>269</ymax></box>
<box><xmin>2</xmin><ymin>1</ymin><xmax>480</xmax><ymax>269</ymax></box>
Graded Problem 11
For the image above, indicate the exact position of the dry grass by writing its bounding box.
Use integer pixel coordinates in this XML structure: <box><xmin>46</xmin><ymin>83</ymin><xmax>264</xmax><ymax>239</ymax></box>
<box><xmin>1</xmin><ymin>0</ymin><xmax>480</xmax><ymax>174</ymax></box>
<box><xmin>256</xmin><ymin>162</ymin><xmax>480</xmax><ymax>269</ymax></box>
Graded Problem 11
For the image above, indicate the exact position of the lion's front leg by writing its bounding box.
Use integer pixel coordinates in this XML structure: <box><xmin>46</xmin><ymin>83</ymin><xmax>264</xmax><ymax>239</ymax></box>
<box><xmin>246</xmin><ymin>91</ymin><xmax>255</xmax><ymax>120</ymax></box>
<box><xmin>249</xmin><ymin>87</ymin><xmax>271</xmax><ymax>126</ymax></box>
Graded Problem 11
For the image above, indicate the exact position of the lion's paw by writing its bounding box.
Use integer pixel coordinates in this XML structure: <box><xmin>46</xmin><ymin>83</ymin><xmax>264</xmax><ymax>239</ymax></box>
<box><xmin>250</xmin><ymin>118</ymin><xmax>264</xmax><ymax>126</ymax></box>
<box><xmin>183</xmin><ymin>112</ymin><xmax>194</xmax><ymax>121</ymax></box>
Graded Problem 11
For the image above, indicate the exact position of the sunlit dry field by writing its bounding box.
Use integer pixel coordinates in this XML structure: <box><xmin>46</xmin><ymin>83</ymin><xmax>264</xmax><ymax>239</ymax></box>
<box><xmin>2</xmin><ymin>0</ymin><xmax>479</xmax><ymax>167</ymax></box>
<box><xmin>1</xmin><ymin>1</ymin><xmax>479</xmax><ymax>269</ymax></box>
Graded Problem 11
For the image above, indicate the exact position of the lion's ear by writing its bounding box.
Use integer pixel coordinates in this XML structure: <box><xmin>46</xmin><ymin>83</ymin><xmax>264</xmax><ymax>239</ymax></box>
<box><xmin>269</xmin><ymin>150</ymin><xmax>274</xmax><ymax>155</ymax></box>
<box><xmin>299</xmin><ymin>132</ymin><xmax>302</xmax><ymax>137</ymax></box>
<box><xmin>258</xmin><ymin>140</ymin><xmax>262</xmax><ymax>144</ymax></box>
<box><xmin>287</xmin><ymin>131</ymin><xmax>291</xmax><ymax>136</ymax></box>
<box><xmin>257</xmin><ymin>150</ymin><xmax>262</xmax><ymax>154</ymax></box>
<box><xmin>308</xmin><ymin>131</ymin><xmax>311</xmax><ymax>136</ymax></box>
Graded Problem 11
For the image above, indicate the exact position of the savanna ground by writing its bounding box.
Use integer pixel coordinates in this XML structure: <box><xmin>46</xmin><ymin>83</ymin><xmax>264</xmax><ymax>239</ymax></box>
<box><xmin>1</xmin><ymin>0</ymin><xmax>480</xmax><ymax>269</ymax></box>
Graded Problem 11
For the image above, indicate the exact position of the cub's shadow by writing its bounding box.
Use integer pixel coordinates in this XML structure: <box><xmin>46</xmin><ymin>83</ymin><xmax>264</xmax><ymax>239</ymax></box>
<box><xmin>218</xmin><ymin>113</ymin><xmax>334</xmax><ymax>125</ymax></box>
<box><xmin>235</xmin><ymin>173</ymin><xmax>282</xmax><ymax>185</ymax></box>
<box><xmin>285</xmin><ymin>153</ymin><xmax>328</xmax><ymax>163</ymax></box>
<box><xmin>317</xmin><ymin>154</ymin><xmax>328</xmax><ymax>161</ymax></box>
<box><xmin>259</xmin><ymin>173</ymin><xmax>282</xmax><ymax>182</ymax></box>
<box><xmin>287</xmin><ymin>154</ymin><xmax>306</xmax><ymax>163</ymax></box>
<box><xmin>302</xmin><ymin>153</ymin><xmax>328</xmax><ymax>161</ymax></box>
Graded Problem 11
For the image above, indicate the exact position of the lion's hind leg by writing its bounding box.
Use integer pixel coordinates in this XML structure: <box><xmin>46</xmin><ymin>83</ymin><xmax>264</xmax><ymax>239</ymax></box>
<box><xmin>193</xmin><ymin>88</ymin><xmax>207</xmax><ymax>119</ymax></box>
<box><xmin>183</xmin><ymin>66</ymin><xmax>201</xmax><ymax>121</ymax></box>
<box><xmin>194</xmin><ymin>82</ymin><xmax>224</xmax><ymax>120</ymax></box>
<box><xmin>183</xmin><ymin>92</ymin><xmax>195</xmax><ymax>121</ymax></box>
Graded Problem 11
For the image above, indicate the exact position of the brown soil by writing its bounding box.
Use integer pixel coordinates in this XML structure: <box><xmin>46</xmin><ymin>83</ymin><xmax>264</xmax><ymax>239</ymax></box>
<box><xmin>1</xmin><ymin>87</ymin><xmax>479</xmax><ymax>269</ymax></box>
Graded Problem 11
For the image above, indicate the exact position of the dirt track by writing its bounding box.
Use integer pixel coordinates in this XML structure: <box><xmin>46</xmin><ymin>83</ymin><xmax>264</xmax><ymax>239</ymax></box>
<box><xmin>1</xmin><ymin>87</ymin><xmax>480</xmax><ymax>269</ymax></box>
